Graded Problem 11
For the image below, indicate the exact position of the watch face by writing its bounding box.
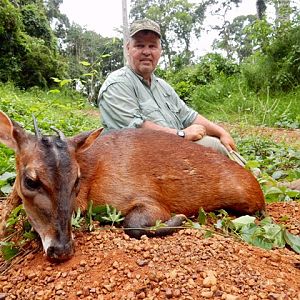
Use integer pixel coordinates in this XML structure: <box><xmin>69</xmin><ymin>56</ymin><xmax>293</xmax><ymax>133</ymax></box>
<box><xmin>177</xmin><ymin>130</ymin><xmax>185</xmax><ymax>138</ymax></box>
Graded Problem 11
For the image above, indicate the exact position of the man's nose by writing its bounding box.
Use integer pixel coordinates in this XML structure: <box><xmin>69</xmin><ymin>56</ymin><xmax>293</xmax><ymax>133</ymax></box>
<box><xmin>142</xmin><ymin>47</ymin><xmax>151</xmax><ymax>55</ymax></box>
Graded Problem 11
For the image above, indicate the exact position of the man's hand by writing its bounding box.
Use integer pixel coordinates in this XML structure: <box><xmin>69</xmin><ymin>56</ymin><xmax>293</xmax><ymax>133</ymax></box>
<box><xmin>184</xmin><ymin>124</ymin><xmax>206</xmax><ymax>141</ymax></box>
<box><xmin>219</xmin><ymin>132</ymin><xmax>237</xmax><ymax>151</ymax></box>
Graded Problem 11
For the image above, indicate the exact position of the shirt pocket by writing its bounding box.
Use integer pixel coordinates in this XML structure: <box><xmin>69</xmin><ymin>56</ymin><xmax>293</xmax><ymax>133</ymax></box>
<box><xmin>140</xmin><ymin>99</ymin><xmax>166</xmax><ymax>123</ymax></box>
<box><xmin>165</xmin><ymin>101</ymin><xmax>182</xmax><ymax>125</ymax></box>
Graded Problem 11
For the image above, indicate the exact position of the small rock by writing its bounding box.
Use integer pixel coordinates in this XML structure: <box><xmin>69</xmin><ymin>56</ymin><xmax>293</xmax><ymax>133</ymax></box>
<box><xmin>136</xmin><ymin>259</ymin><xmax>149</xmax><ymax>267</ymax></box>
<box><xmin>165</xmin><ymin>288</ymin><xmax>173</xmax><ymax>298</ymax></box>
<box><xmin>222</xmin><ymin>294</ymin><xmax>240</xmax><ymax>300</ymax></box>
<box><xmin>27</xmin><ymin>272</ymin><xmax>36</xmax><ymax>280</ymax></box>
<box><xmin>201</xmin><ymin>291</ymin><xmax>214</xmax><ymax>298</ymax></box>
<box><xmin>79</xmin><ymin>260</ymin><xmax>87</xmax><ymax>267</ymax></box>
<box><xmin>83</xmin><ymin>287</ymin><xmax>90</xmax><ymax>296</ymax></box>
<box><xmin>203</xmin><ymin>275</ymin><xmax>217</xmax><ymax>287</ymax></box>
<box><xmin>268</xmin><ymin>293</ymin><xmax>285</xmax><ymax>300</ymax></box>
<box><xmin>0</xmin><ymin>293</ymin><xmax>6</xmax><ymax>300</ymax></box>
<box><xmin>112</xmin><ymin>261</ymin><xmax>119</xmax><ymax>269</ymax></box>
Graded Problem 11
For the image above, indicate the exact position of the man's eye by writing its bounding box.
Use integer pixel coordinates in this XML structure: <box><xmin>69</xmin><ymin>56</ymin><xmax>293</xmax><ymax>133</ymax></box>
<box><xmin>24</xmin><ymin>177</ymin><xmax>40</xmax><ymax>190</ymax></box>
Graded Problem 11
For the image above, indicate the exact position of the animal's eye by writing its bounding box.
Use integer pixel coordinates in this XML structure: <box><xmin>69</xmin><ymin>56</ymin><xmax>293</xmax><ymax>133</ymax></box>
<box><xmin>24</xmin><ymin>177</ymin><xmax>40</xmax><ymax>190</ymax></box>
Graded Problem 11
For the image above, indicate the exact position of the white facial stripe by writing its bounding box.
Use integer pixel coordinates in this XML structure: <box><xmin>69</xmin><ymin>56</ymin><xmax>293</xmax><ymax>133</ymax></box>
<box><xmin>41</xmin><ymin>235</ymin><xmax>53</xmax><ymax>252</ymax></box>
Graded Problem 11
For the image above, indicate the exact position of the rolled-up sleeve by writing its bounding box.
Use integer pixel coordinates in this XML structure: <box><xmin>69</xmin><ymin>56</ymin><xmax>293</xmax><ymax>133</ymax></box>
<box><xmin>99</xmin><ymin>82</ymin><xmax>145</xmax><ymax>129</ymax></box>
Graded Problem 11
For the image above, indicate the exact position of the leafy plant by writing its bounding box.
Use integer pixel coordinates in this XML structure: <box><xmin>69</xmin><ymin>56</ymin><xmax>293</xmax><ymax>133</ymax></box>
<box><xmin>71</xmin><ymin>208</ymin><xmax>84</xmax><ymax>229</ymax></box>
<box><xmin>0</xmin><ymin>171</ymin><xmax>15</xmax><ymax>195</ymax></box>
<box><xmin>0</xmin><ymin>205</ymin><xmax>37</xmax><ymax>261</ymax></box>
<box><xmin>85</xmin><ymin>201</ymin><xmax>124</xmax><ymax>231</ymax></box>
<box><xmin>230</xmin><ymin>215</ymin><xmax>300</xmax><ymax>253</ymax></box>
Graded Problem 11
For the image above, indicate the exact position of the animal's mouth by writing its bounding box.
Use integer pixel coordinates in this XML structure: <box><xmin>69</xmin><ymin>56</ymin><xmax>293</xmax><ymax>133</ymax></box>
<box><xmin>46</xmin><ymin>240</ymin><xmax>75</xmax><ymax>263</ymax></box>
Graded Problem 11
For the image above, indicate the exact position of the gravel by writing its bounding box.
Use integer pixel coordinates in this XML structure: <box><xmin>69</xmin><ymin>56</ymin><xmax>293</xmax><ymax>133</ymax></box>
<box><xmin>0</xmin><ymin>202</ymin><xmax>300</xmax><ymax>300</ymax></box>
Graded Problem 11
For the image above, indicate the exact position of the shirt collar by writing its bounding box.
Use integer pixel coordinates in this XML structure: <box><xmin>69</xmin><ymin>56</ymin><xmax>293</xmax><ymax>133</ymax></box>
<box><xmin>126</xmin><ymin>65</ymin><xmax>158</xmax><ymax>87</ymax></box>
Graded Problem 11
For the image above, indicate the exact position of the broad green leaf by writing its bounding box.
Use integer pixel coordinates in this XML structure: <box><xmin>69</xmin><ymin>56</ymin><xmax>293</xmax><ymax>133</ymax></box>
<box><xmin>262</xmin><ymin>223</ymin><xmax>285</xmax><ymax>248</ymax></box>
<box><xmin>1</xmin><ymin>184</ymin><xmax>13</xmax><ymax>194</ymax></box>
<box><xmin>23</xmin><ymin>231</ymin><xmax>38</xmax><ymax>240</ymax></box>
<box><xmin>264</xmin><ymin>186</ymin><xmax>284</xmax><ymax>195</ymax></box>
<box><xmin>59</xmin><ymin>79</ymin><xmax>72</xmax><ymax>87</ymax></box>
<box><xmin>232</xmin><ymin>215</ymin><xmax>256</xmax><ymax>230</ymax></box>
<box><xmin>0</xmin><ymin>242</ymin><xmax>19</xmax><ymax>261</ymax></box>
<box><xmin>285</xmin><ymin>190</ymin><xmax>300</xmax><ymax>198</ymax></box>
<box><xmin>283</xmin><ymin>229</ymin><xmax>300</xmax><ymax>254</ymax></box>
<box><xmin>0</xmin><ymin>172</ymin><xmax>16</xmax><ymax>180</ymax></box>
<box><xmin>246</xmin><ymin>160</ymin><xmax>260</xmax><ymax>168</ymax></box>
<box><xmin>92</xmin><ymin>205</ymin><xmax>107</xmax><ymax>215</ymax></box>
<box><xmin>260</xmin><ymin>216</ymin><xmax>273</xmax><ymax>226</ymax></box>
<box><xmin>251</xmin><ymin>236</ymin><xmax>274</xmax><ymax>250</ymax></box>
<box><xmin>239</xmin><ymin>223</ymin><xmax>259</xmax><ymax>243</ymax></box>
<box><xmin>272</xmin><ymin>170</ymin><xmax>285</xmax><ymax>180</ymax></box>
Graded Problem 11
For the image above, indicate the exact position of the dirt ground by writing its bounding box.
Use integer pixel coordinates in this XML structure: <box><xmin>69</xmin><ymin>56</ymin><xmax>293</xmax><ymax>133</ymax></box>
<box><xmin>0</xmin><ymin>126</ymin><xmax>299</xmax><ymax>300</ymax></box>
<box><xmin>0</xmin><ymin>202</ymin><xmax>299</xmax><ymax>300</ymax></box>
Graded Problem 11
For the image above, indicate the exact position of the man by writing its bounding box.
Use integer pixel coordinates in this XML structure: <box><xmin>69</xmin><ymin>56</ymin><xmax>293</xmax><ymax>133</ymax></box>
<box><xmin>98</xmin><ymin>18</ymin><xmax>241</xmax><ymax>159</ymax></box>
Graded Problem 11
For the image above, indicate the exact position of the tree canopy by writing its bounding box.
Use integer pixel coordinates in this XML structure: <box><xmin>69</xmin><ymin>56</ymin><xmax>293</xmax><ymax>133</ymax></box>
<box><xmin>0</xmin><ymin>0</ymin><xmax>299</xmax><ymax>95</ymax></box>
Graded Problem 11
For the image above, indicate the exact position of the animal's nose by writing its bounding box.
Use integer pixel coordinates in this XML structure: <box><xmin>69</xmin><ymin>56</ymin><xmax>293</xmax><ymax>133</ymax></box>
<box><xmin>46</xmin><ymin>240</ymin><xmax>74</xmax><ymax>262</ymax></box>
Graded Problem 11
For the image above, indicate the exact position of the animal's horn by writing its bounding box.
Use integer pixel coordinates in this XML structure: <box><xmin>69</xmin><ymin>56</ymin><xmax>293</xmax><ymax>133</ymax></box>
<box><xmin>50</xmin><ymin>126</ymin><xmax>66</xmax><ymax>141</ymax></box>
<box><xmin>32</xmin><ymin>114</ymin><xmax>41</xmax><ymax>139</ymax></box>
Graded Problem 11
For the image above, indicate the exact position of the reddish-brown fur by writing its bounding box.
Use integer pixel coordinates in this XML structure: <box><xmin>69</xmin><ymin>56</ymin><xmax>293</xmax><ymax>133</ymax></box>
<box><xmin>0</xmin><ymin>110</ymin><xmax>265</xmax><ymax>261</ymax></box>
<box><xmin>76</xmin><ymin>129</ymin><xmax>265</xmax><ymax>217</ymax></box>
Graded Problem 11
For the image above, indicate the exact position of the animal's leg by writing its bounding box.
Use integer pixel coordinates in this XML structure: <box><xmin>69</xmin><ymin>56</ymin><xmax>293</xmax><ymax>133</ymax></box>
<box><xmin>0</xmin><ymin>183</ymin><xmax>21</xmax><ymax>237</ymax></box>
<box><xmin>123</xmin><ymin>204</ymin><xmax>186</xmax><ymax>239</ymax></box>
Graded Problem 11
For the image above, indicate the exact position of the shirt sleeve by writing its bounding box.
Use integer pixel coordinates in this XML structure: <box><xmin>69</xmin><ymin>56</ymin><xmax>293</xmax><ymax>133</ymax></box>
<box><xmin>99</xmin><ymin>82</ymin><xmax>145</xmax><ymax>129</ymax></box>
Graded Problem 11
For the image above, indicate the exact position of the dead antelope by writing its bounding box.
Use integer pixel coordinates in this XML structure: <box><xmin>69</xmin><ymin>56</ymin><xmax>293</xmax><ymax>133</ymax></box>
<box><xmin>0</xmin><ymin>111</ymin><xmax>265</xmax><ymax>262</ymax></box>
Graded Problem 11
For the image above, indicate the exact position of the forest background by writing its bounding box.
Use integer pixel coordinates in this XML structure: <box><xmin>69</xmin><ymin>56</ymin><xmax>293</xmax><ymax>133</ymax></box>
<box><xmin>0</xmin><ymin>0</ymin><xmax>299</xmax><ymax>198</ymax></box>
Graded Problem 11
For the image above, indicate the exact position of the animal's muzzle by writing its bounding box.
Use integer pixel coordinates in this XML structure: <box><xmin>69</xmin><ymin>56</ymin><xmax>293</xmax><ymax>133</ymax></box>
<box><xmin>46</xmin><ymin>239</ymin><xmax>75</xmax><ymax>262</ymax></box>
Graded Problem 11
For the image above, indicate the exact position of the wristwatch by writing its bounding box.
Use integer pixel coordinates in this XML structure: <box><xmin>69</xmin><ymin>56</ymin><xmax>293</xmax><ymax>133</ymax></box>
<box><xmin>177</xmin><ymin>130</ymin><xmax>185</xmax><ymax>138</ymax></box>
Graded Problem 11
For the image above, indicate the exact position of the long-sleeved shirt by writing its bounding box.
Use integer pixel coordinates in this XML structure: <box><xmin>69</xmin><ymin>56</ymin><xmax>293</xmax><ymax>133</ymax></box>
<box><xmin>98</xmin><ymin>66</ymin><xmax>198</xmax><ymax>131</ymax></box>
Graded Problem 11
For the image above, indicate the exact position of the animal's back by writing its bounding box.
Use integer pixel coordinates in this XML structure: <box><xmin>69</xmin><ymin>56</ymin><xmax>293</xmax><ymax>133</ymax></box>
<box><xmin>77</xmin><ymin>128</ymin><xmax>265</xmax><ymax>217</ymax></box>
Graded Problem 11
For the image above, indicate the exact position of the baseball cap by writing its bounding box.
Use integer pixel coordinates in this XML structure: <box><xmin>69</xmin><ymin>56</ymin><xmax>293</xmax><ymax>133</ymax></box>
<box><xmin>129</xmin><ymin>19</ymin><xmax>161</xmax><ymax>38</ymax></box>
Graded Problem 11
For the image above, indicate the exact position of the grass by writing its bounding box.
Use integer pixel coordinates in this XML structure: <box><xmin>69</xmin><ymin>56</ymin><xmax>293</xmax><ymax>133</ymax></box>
<box><xmin>191</xmin><ymin>78</ymin><xmax>300</xmax><ymax>128</ymax></box>
<box><xmin>0</xmin><ymin>82</ymin><xmax>99</xmax><ymax>176</ymax></box>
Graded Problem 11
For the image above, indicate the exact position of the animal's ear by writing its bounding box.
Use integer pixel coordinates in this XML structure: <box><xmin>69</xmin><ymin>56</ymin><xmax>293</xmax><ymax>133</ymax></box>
<box><xmin>70</xmin><ymin>128</ymin><xmax>104</xmax><ymax>153</ymax></box>
<box><xmin>0</xmin><ymin>111</ymin><xmax>27</xmax><ymax>151</ymax></box>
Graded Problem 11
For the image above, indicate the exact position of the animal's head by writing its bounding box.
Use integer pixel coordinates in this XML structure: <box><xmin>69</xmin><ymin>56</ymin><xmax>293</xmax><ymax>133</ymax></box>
<box><xmin>0</xmin><ymin>111</ymin><xmax>102</xmax><ymax>262</ymax></box>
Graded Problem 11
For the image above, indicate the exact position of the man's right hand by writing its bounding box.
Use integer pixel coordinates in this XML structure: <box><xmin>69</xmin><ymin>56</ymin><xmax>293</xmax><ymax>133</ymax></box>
<box><xmin>184</xmin><ymin>124</ymin><xmax>206</xmax><ymax>141</ymax></box>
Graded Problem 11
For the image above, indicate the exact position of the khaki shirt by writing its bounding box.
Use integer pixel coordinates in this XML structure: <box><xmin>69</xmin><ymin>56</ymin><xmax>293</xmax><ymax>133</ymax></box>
<box><xmin>98</xmin><ymin>66</ymin><xmax>198</xmax><ymax>131</ymax></box>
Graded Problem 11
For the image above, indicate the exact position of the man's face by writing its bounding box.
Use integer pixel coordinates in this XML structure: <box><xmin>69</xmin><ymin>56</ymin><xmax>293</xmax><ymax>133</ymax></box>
<box><xmin>127</xmin><ymin>31</ymin><xmax>162</xmax><ymax>80</ymax></box>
